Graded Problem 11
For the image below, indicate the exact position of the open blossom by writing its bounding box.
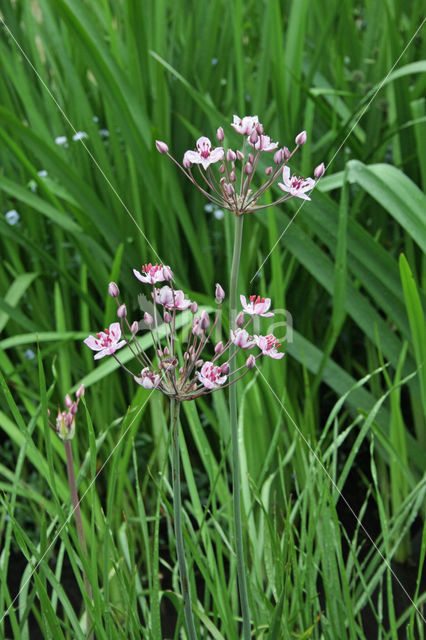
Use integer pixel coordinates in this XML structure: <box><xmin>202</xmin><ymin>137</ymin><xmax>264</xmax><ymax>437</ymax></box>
<box><xmin>231</xmin><ymin>115</ymin><xmax>259</xmax><ymax>135</ymax></box>
<box><xmin>134</xmin><ymin>367</ymin><xmax>161</xmax><ymax>389</ymax></box>
<box><xmin>231</xmin><ymin>328</ymin><xmax>256</xmax><ymax>349</ymax></box>
<box><xmin>84</xmin><ymin>322</ymin><xmax>126</xmax><ymax>359</ymax></box>
<box><xmin>196</xmin><ymin>362</ymin><xmax>227</xmax><ymax>389</ymax></box>
<box><xmin>248</xmin><ymin>134</ymin><xmax>278</xmax><ymax>152</ymax></box>
<box><xmin>183</xmin><ymin>136</ymin><xmax>224</xmax><ymax>170</ymax></box>
<box><xmin>154</xmin><ymin>286</ymin><xmax>192</xmax><ymax>310</ymax></box>
<box><xmin>133</xmin><ymin>263</ymin><xmax>173</xmax><ymax>284</ymax></box>
<box><xmin>278</xmin><ymin>166</ymin><xmax>315</xmax><ymax>201</ymax></box>
<box><xmin>254</xmin><ymin>334</ymin><xmax>285</xmax><ymax>359</ymax></box>
<box><xmin>240</xmin><ymin>295</ymin><xmax>274</xmax><ymax>317</ymax></box>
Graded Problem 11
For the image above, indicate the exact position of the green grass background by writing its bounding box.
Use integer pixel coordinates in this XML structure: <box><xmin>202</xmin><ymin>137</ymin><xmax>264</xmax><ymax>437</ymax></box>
<box><xmin>0</xmin><ymin>0</ymin><xmax>425</xmax><ymax>638</ymax></box>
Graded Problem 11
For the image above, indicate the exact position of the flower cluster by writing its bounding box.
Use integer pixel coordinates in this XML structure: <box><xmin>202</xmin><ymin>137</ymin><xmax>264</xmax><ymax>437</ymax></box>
<box><xmin>156</xmin><ymin>115</ymin><xmax>324</xmax><ymax>216</ymax></box>
<box><xmin>49</xmin><ymin>385</ymin><xmax>85</xmax><ymax>440</ymax></box>
<box><xmin>84</xmin><ymin>264</ymin><xmax>284</xmax><ymax>401</ymax></box>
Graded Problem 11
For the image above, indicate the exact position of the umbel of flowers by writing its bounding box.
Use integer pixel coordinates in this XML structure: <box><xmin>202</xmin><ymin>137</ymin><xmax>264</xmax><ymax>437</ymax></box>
<box><xmin>156</xmin><ymin>114</ymin><xmax>325</xmax><ymax>216</ymax></box>
<box><xmin>84</xmin><ymin>263</ymin><xmax>284</xmax><ymax>396</ymax></box>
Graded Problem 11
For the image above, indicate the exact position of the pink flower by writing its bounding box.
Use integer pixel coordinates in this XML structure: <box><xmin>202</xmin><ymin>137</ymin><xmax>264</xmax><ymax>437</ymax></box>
<box><xmin>183</xmin><ymin>136</ymin><xmax>224</xmax><ymax>170</ymax></box>
<box><xmin>133</xmin><ymin>263</ymin><xmax>173</xmax><ymax>284</ymax></box>
<box><xmin>240</xmin><ymin>295</ymin><xmax>274</xmax><ymax>317</ymax></box>
<box><xmin>134</xmin><ymin>367</ymin><xmax>161</xmax><ymax>389</ymax></box>
<box><xmin>84</xmin><ymin>322</ymin><xmax>126</xmax><ymax>360</ymax></box>
<box><xmin>231</xmin><ymin>115</ymin><xmax>259</xmax><ymax>135</ymax></box>
<box><xmin>254</xmin><ymin>334</ymin><xmax>285</xmax><ymax>359</ymax></box>
<box><xmin>154</xmin><ymin>286</ymin><xmax>192</xmax><ymax>310</ymax></box>
<box><xmin>248</xmin><ymin>134</ymin><xmax>278</xmax><ymax>152</ymax></box>
<box><xmin>196</xmin><ymin>361</ymin><xmax>227</xmax><ymax>389</ymax></box>
<box><xmin>278</xmin><ymin>166</ymin><xmax>315</xmax><ymax>201</ymax></box>
<box><xmin>230</xmin><ymin>328</ymin><xmax>256</xmax><ymax>349</ymax></box>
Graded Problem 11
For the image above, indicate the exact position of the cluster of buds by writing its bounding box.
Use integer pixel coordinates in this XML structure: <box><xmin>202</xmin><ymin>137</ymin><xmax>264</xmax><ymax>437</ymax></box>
<box><xmin>156</xmin><ymin>115</ymin><xmax>325</xmax><ymax>216</ymax></box>
<box><xmin>84</xmin><ymin>264</ymin><xmax>284</xmax><ymax>402</ymax></box>
<box><xmin>49</xmin><ymin>386</ymin><xmax>85</xmax><ymax>440</ymax></box>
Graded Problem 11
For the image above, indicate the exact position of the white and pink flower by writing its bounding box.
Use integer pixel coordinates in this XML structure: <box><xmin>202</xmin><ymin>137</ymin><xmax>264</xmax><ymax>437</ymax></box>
<box><xmin>278</xmin><ymin>166</ymin><xmax>315</xmax><ymax>201</ymax></box>
<box><xmin>254</xmin><ymin>334</ymin><xmax>284</xmax><ymax>359</ymax></box>
<box><xmin>231</xmin><ymin>115</ymin><xmax>259</xmax><ymax>135</ymax></box>
<box><xmin>196</xmin><ymin>361</ymin><xmax>228</xmax><ymax>389</ymax></box>
<box><xmin>248</xmin><ymin>134</ymin><xmax>278</xmax><ymax>152</ymax></box>
<box><xmin>133</xmin><ymin>263</ymin><xmax>173</xmax><ymax>284</ymax></box>
<box><xmin>240</xmin><ymin>295</ymin><xmax>274</xmax><ymax>317</ymax></box>
<box><xmin>230</xmin><ymin>328</ymin><xmax>256</xmax><ymax>349</ymax></box>
<box><xmin>154</xmin><ymin>285</ymin><xmax>192</xmax><ymax>310</ymax></box>
<box><xmin>183</xmin><ymin>136</ymin><xmax>224</xmax><ymax>170</ymax></box>
<box><xmin>134</xmin><ymin>367</ymin><xmax>161</xmax><ymax>389</ymax></box>
<box><xmin>84</xmin><ymin>322</ymin><xmax>126</xmax><ymax>360</ymax></box>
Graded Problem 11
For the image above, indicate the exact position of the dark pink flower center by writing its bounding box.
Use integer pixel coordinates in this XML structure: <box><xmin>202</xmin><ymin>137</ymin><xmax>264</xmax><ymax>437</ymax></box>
<box><xmin>198</xmin><ymin>141</ymin><xmax>211</xmax><ymax>158</ymax></box>
<box><xmin>97</xmin><ymin>329</ymin><xmax>113</xmax><ymax>347</ymax></box>
<box><xmin>142</xmin><ymin>262</ymin><xmax>162</xmax><ymax>275</ymax></box>
<box><xmin>265</xmin><ymin>334</ymin><xmax>280</xmax><ymax>350</ymax></box>
<box><xmin>250</xmin><ymin>295</ymin><xmax>265</xmax><ymax>304</ymax></box>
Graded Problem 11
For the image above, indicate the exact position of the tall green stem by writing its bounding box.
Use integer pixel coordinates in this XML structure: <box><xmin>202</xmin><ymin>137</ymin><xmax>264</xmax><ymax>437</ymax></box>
<box><xmin>229</xmin><ymin>214</ymin><xmax>251</xmax><ymax>639</ymax></box>
<box><xmin>170</xmin><ymin>399</ymin><xmax>197</xmax><ymax>640</ymax></box>
<box><xmin>64</xmin><ymin>440</ymin><xmax>93</xmax><ymax>639</ymax></box>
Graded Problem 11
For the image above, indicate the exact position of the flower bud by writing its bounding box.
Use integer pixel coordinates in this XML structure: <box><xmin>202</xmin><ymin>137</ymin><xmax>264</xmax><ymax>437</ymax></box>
<box><xmin>219</xmin><ymin>163</ymin><xmax>225</xmax><ymax>174</ymax></box>
<box><xmin>216</xmin><ymin>126</ymin><xmax>224</xmax><ymax>141</ymax></box>
<box><xmin>283</xmin><ymin>146</ymin><xmax>291</xmax><ymax>160</ymax></box>
<box><xmin>314</xmin><ymin>162</ymin><xmax>325</xmax><ymax>179</ymax></box>
<box><xmin>108</xmin><ymin>281</ymin><xmax>120</xmax><ymax>297</ymax></box>
<box><xmin>273</xmin><ymin>148</ymin><xmax>284</xmax><ymax>164</ymax></box>
<box><xmin>229</xmin><ymin>170</ymin><xmax>236</xmax><ymax>182</ymax></box>
<box><xmin>76</xmin><ymin>384</ymin><xmax>85</xmax><ymax>399</ymax></box>
<box><xmin>164</xmin><ymin>346</ymin><xmax>170</xmax><ymax>356</ymax></box>
<box><xmin>220</xmin><ymin>363</ymin><xmax>230</xmax><ymax>375</ymax></box>
<box><xmin>246</xmin><ymin>354</ymin><xmax>256</xmax><ymax>369</ymax></box>
<box><xmin>248</xmin><ymin>153</ymin><xmax>255</xmax><ymax>164</ymax></box>
<box><xmin>65</xmin><ymin>394</ymin><xmax>72</xmax><ymax>408</ymax></box>
<box><xmin>164</xmin><ymin>311</ymin><xmax>171</xmax><ymax>323</ymax></box>
<box><xmin>163</xmin><ymin>265</ymin><xmax>174</xmax><ymax>281</ymax></box>
<box><xmin>191</xmin><ymin>301</ymin><xmax>198</xmax><ymax>314</ymax></box>
<box><xmin>244</xmin><ymin>162</ymin><xmax>252</xmax><ymax>175</ymax></box>
<box><xmin>227</xmin><ymin>149</ymin><xmax>236</xmax><ymax>162</ymax></box>
<box><xmin>256</xmin><ymin>122</ymin><xmax>264</xmax><ymax>135</ymax></box>
<box><xmin>224</xmin><ymin>183</ymin><xmax>235</xmax><ymax>197</ymax></box>
<box><xmin>295</xmin><ymin>130</ymin><xmax>307</xmax><ymax>146</ymax></box>
<box><xmin>70</xmin><ymin>402</ymin><xmax>78</xmax><ymax>415</ymax></box>
<box><xmin>236</xmin><ymin>150</ymin><xmax>244</xmax><ymax>161</ymax></box>
<box><xmin>215</xmin><ymin>283</ymin><xmax>225</xmax><ymax>303</ymax></box>
<box><xmin>195</xmin><ymin>359</ymin><xmax>203</xmax><ymax>367</ymax></box>
<box><xmin>117</xmin><ymin>304</ymin><xmax>127</xmax><ymax>318</ymax></box>
<box><xmin>200</xmin><ymin>310</ymin><xmax>210</xmax><ymax>330</ymax></box>
<box><xmin>144</xmin><ymin>312</ymin><xmax>153</xmax><ymax>326</ymax></box>
<box><xmin>130</xmin><ymin>321</ymin><xmax>139</xmax><ymax>334</ymax></box>
<box><xmin>155</xmin><ymin>140</ymin><xmax>169</xmax><ymax>154</ymax></box>
<box><xmin>265</xmin><ymin>166</ymin><xmax>273</xmax><ymax>175</ymax></box>
<box><xmin>236</xmin><ymin>311</ymin><xmax>245</xmax><ymax>327</ymax></box>
<box><xmin>249</xmin><ymin>130</ymin><xmax>258</xmax><ymax>145</ymax></box>
<box><xmin>215</xmin><ymin>341</ymin><xmax>224</xmax><ymax>355</ymax></box>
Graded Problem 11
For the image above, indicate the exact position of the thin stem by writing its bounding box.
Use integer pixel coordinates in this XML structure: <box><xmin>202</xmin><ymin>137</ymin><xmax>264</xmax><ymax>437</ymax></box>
<box><xmin>229</xmin><ymin>214</ymin><xmax>251</xmax><ymax>639</ymax></box>
<box><xmin>64</xmin><ymin>440</ymin><xmax>93</xmax><ymax>639</ymax></box>
<box><xmin>170</xmin><ymin>399</ymin><xmax>198</xmax><ymax>640</ymax></box>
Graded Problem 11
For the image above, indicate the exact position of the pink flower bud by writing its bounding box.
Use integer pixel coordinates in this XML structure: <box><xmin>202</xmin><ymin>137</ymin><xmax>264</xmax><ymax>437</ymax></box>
<box><xmin>227</xmin><ymin>149</ymin><xmax>236</xmax><ymax>162</ymax></box>
<box><xmin>163</xmin><ymin>265</ymin><xmax>174</xmax><ymax>281</ymax></box>
<box><xmin>195</xmin><ymin>359</ymin><xmax>203</xmax><ymax>367</ymax></box>
<box><xmin>220</xmin><ymin>176</ymin><xmax>226</xmax><ymax>185</ymax></box>
<box><xmin>219</xmin><ymin>164</ymin><xmax>225</xmax><ymax>174</ymax></box>
<box><xmin>295</xmin><ymin>130</ymin><xmax>307</xmax><ymax>146</ymax></box>
<box><xmin>273</xmin><ymin>148</ymin><xmax>284</xmax><ymax>164</ymax></box>
<box><xmin>283</xmin><ymin>146</ymin><xmax>291</xmax><ymax>160</ymax></box>
<box><xmin>236</xmin><ymin>311</ymin><xmax>245</xmax><ymax>327</ymax></box>
<box><xmin>164</xmin><ymin>311</ymin><xmax>171</xmax><ymax>323</ymax></box>
<box><xmin>246</xmin><ymin>354</ymin><xmax>256</xmax><ymax>369</ymax></box>
<box><xmin>229</xmin><ymin>170</ymin><xmax>236</xmax><ymax>182</ymax></box>
<box><xmin>200</xmin><ymin>310</ymin><xmax>210</xmax><ymax>330</ymax></box>
<box><xmin>157</xmin><ymin>348</ymin><xmax>163</xmax><ymax>357</ymax></box>
<box><xmin>65</xmin><ymin>394</ymin><xmax>72</xmax><ymax>408</ymax></box>
<box><xmin>256</xmin><ymin>122</ymin><xmax>264</xmax><ymax>135</ymax></box>
<box><xmin>155</xmin><ymin>140</ymin><xmax>169</xmax><ymax>154</ymax></box>
<box><xmin>216</xmin><ymin>127</ymin><xmax>224</xmax><ymax>141</ymax></box>
<box><xmin>108</xmin><ymin>282</ymin><xmax>120</xmax><ymax>297</ymax></box>
<box><xmin>117</xmin><ymin>304</ymin><xmax>127</xmax><ymax>318</ymax></box>
<box><xmin>314</xmin><ymin>162</ymin><xmax>325</xmax><ymax>179</ymax></box>
<box><xmin>215</xmin><ymin>341</ymin><xmax>224</xmax><ymax>355</ymax></box>
<box><xmin>131</xmin><ymin>321</ymin><xmax>139</xmax><ymax>334</ymax></box>
<box><xmin>224</xmin><ymin>183</ymin><xmax>235</xmax><ymax>197</ymax></box>
<box><xmin>265</xmin><ymin>166</ymin><xmax>273</xmax><ymax>175</ymax></box>
<box><xmin>249</xmin><ymin>130</ymin><xmax>258</xmax><ymax>145</ymax></box>
<box><xmin>76</xmin><ymin>384</ymin><xmax>85</xmax><ymax>399</ymax></box>
<box><xmin>220</xmin><ymin>363</ymin><xmax>230</xmax><ymax>375</ymax></box>
<box><xmin>191</xmin><ymin>302</ymin><xmax>198</xmax><ymax>314</ymax></box>
<box><xmin>236</xmin><ymin>150</ymin><xmax>244</xmax><ymax>161</ymax></box>
<box><xmin>183</xmin><ymin>152</ymin><xmax>192</xmax><ymax>168</ymax></box>
<box><xmin>144</xmin><ymin>312</ymin><xmax>153</xmax><ymax>326</ymax></box>
<box><xmin>244</xmin><ymin>162</ymin><xmax>252</xmax><ymax>175</ymax></box>
<box><xmin>248</xmin><ymin>153</ymin><xmax>254</xmax><ymax>164</ymax></box>
<box><xmin>215</xmin><ymin>283</ymin><xmax>225</xmax><ymax>303</ymax></box>
<box><xmin>70</xmin><ymin>402</ymin><xmax>78</xmax><ymax>415</ymax></box>
<box><xmin>164</xmin><ymin>346</ymin><xmax>170</xmax><ymax>356</ymax></box>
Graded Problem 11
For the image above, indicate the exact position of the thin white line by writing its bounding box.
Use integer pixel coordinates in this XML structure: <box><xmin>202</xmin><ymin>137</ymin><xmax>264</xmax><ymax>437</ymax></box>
<box><xmin>255</xmin><ymin>364</ymin><xmax>426</xmax><ymax>623</ymax></box>
<box><xmin>0</xmin><ymin>16</ymin><xmax>162</xmax><ymax>264</ymax></box>
<box><xmin>251</xmin><ymin>17</ymin><xmax>426</xmax><ymax>283</ymax></box>
<box><xmin>0</xmin><ymin>393</ymin><xmax>154</xmax><ymax>625</ymax></box>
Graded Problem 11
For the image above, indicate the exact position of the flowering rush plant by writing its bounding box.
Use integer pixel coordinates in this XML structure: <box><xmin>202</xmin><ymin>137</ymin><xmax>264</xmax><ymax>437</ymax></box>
<box><xmin>83</xmin><ymin>263</ymin><xmax>284</xmax><ymax>399</ymax></box>
<box><xmin>156</xmin><ymin>114</ymin><xmax>325</xmax><ymax>215</ymax></box>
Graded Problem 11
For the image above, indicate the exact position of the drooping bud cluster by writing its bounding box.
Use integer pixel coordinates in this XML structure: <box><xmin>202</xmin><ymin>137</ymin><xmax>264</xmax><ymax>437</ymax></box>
<box><xmin>155</xmin><ymin>115</ymin><xmax>325</xmax><ymax>216</ymax></box>
<box><xmin>49</xmin><ymin>385</ymin><xmax>85</xmax><ymax>440</ymax></box>
<box><xmin>84</xmin><ymin>264</ymin><xmax>284</xmax><ymax>402</ymax></box>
